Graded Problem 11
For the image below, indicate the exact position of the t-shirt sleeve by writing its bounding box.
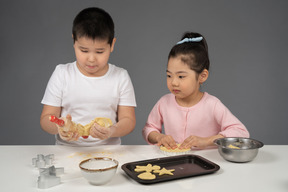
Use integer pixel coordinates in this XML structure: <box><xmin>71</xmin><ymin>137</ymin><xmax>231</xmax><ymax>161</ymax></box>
<box><xmin>41</xmin><ymin>65</ymin><xmax>64</xmax><ymax>107</ymax></box>
<box><xmin>118</xmin><ymin>70</ymin><xmax>136</xmax><ymax>107</ymax></box>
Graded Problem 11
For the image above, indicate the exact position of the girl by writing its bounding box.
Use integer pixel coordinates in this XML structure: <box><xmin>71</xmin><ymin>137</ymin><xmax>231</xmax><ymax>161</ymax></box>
<box><xmin>142</xmin><ymin>32</ymin><xmax>249</xmax><ymax>149</ymax></box>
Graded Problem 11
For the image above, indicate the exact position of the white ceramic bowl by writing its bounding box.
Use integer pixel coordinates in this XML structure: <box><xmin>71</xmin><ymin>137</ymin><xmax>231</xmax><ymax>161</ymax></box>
<box><xmin>79</xmin><ymin>157</ymin><xmax>118</xmax><ymax>185</ymax></box>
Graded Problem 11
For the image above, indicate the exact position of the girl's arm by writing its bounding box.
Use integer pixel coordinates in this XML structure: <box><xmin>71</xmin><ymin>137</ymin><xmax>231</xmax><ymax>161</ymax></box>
<box><xmin>147</xmin><ymin>131</ymin><xmax>161</xmax><ymax>144</ymax></box>
<box><xmin>40</xmin><ymin>105</ymin><xmax>62</xmax><ymax>135</ymax></box>
<box><xmin>180</xmin><ymin>134</ymin><xmax>224</xmax><ymax>149</ymax></box>
<box><xmin>142</xmin><ymin>99</ymin><xmax>167</xmax><ymax>145</ymax></box>
<box><xmin>142</xmin><ymin>100</ymin><xmax>178</xmax><ymax>149</ymax></box>
<box><xmin>215</xmin><ymin>101</ymin><xmax>250</xmax><ymax>138</ymax></box>
<box><xmin>205</xmin><ymin>134</ymin><xmax>224</xmax><ymax>146</ymax></box>
<box><xmin>147</xmin><ymin>131</ymin><xmax>178</xmax><ymax>149</ymax></box>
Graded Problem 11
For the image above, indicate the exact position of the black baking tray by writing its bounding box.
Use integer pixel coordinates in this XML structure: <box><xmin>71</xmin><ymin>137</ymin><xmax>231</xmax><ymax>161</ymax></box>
<box><xmin>121</xmin><ymin>154</ymin><xmax>220</xmax><ymax>184</ymax></box>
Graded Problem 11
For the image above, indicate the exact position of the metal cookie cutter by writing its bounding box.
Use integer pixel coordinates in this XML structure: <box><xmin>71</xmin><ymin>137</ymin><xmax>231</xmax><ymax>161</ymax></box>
<box><xmin>32</xmin><ymin>154</ymin><xmax>64</xmax><ymax>189</ymax></box>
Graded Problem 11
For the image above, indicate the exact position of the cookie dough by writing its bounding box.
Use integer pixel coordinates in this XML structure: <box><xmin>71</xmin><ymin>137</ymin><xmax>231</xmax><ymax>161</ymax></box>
<box><xmin>228</xmin><ymin>144</ymin><xmax>240</xmax><ymax>149</ymax></box>
<box><xmin>78</xmin><ymin>117</ymin><xmax>113</xmax><ymax>137</ymax></box>
<box><xmin>134</xmin><ymin>164</ymin><xmax>161</xmax><ymax>173</ymax></box>
<box><xmin>160</xmin><ymin>144</ymin><xmax>190</xmax><ymax>152</ymax></box>
<box><xmin>137</xmin><ymin>172</ymin><xmax>156</xmax><ymax>180</ymax></box>
<box><xmin>134</xmin><ymin>164</ymin><xmax>176</xmax><ymax>180</ymax></box>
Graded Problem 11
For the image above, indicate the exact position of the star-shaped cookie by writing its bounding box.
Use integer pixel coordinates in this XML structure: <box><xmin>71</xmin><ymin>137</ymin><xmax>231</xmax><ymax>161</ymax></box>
<box><xmin>153</xmin><ymin>168</ymin><xmax>175</xmax><ymax>176</ymax></box>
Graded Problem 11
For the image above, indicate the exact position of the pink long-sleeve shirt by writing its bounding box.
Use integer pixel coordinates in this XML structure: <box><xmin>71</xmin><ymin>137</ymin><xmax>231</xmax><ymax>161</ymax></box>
<box><xmin>143</xmin><ymin>92</ymin><xmax>249</xmax><ymax>144</ymax></box>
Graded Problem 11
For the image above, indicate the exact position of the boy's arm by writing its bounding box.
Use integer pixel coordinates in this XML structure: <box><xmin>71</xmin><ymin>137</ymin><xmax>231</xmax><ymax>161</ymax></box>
<box><xmin>111</xmin><ymin>105</ymin><xmax>136</xmax><ymax>137</ymax></box>
<box><xmin>40</xmin><ymin>105</ymin><xmax>62</xmax><ymax>135</ymax></box>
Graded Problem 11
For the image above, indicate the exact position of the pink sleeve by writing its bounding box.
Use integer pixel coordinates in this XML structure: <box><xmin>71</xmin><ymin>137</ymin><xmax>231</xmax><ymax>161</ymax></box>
<box><xmin>142</xmin><ymin>101</ymin><xmax>163</xmax><ymax>145</ymax></box>
<box><xmin>214</xmin><ymin>101</ymin><xmax>250</xmax><ymax>138</ymax></box>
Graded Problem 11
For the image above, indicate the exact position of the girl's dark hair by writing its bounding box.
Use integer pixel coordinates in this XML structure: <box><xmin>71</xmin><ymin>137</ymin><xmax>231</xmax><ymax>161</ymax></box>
<box><xmin>168</xmin><ymin>32</ymin><xmax>210</xmax><ymax>74</ymax></box>
<box><xmin>72</xmin><ymin>7</ymin><xmax>115</xmax><ymax>45</ymax></box>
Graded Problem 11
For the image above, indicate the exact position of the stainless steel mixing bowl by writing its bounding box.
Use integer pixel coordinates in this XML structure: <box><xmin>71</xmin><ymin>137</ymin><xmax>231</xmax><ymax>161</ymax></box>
<box><xmin>214</xmin><ymin>137</ymin><xmax>264</xmax><ymax>163</ymax></box>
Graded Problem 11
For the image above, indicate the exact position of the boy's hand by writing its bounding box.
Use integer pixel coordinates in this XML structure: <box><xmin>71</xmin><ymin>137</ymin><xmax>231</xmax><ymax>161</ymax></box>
<box><xmin>179</xmin><ymin>135</ymin><xmax>208</xmax><ymax>149</ymax></box>
<box><xmin>57</xmin><ymin>114</ymin><xmax>79</xmax><ymax>141</ymax></box>
<box><xmin>155</xmin><ymin>134</ymin><xmax>178</xmax><ymax>149</ymax></box>
<box><xmin>89</xmin><ymin>123</ymin><xmax>116</xmax><ymax>140</ymax></box>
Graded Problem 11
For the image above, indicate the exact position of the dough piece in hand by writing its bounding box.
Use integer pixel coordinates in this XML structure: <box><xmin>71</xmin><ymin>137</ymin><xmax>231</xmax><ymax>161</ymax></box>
<box><xmin>137</xmin><ymin>172</ymin><xmax>156</xmax><ymax>180</ymax></box>
<box><xmin>94</xmin><ymin>117</ymin><xmax>113</xmax><ymax>128</ymax></box>
<box><xmin>154</xmin><ymin>168</ymin><xmax>175</xmax><ymax>176</ymax></box>
<box><xmin>50</xmin><ymin>115</ymin><xmax>112</xmax><ymax>138</ymax></box>
<box><xmin>134</xmin><ymin>164</ymin><xmax>161</xmax><ymax>173</ymax></box>
<box><xmin>78</xmin><ymin>117</ymin><xmax>113</xmax><ymax>137</ymax></box>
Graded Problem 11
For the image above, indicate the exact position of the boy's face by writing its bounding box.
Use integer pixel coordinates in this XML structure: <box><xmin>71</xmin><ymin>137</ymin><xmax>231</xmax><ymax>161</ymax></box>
<box><xmin>74</xmin><ymin>36</ymin><xmax>116</xmax><ymax>77</ymax></box>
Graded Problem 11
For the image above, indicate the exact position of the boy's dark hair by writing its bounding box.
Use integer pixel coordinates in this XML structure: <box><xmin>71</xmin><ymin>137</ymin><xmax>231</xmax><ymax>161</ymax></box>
<box><xmin>168</xmin><ymin>32</ymin><xmax>210</xmax><ymax>74</ymax></box>
<box><xmin>72</xmin><ymin>7</ymin><xmax>115</xmax><ymax>45</ymax></box>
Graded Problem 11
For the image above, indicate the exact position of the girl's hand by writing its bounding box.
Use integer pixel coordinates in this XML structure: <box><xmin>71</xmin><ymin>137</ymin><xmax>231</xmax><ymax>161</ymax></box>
<box><xmin>57</xmin><ymin>115</ymin><xmax>79</xmax><ymax>141</ymax></box>
<box><xmin>90</xmin><ymin>123</ymin><xmax>117</xmax><ymax>140</ymax></box>
<box><xmin>155</xmin><ymin>134</ymin><xmax>178</xmax><ymax>149</ymax></box>
<box><xmin>179</xmin><ymin>135</ymin><xmax>209</xmax><ymax>149</ymax></box>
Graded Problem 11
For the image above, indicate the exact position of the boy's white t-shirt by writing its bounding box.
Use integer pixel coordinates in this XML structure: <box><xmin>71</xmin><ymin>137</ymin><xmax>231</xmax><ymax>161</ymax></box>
<box><xmin>41</xmin><ymin>61</ymin><xmax>136</xmax><ymax>146</ymax></box>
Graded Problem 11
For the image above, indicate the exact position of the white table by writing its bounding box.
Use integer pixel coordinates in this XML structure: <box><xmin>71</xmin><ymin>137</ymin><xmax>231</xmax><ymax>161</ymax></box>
<box><xmin>0</xmin><ymin>145</ymin><xmax>287</xmax><ymax>192</ymax></box>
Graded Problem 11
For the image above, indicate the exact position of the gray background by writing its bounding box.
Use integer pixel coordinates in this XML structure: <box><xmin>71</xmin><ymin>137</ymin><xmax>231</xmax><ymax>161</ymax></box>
<box><xmin>0</xmin><ymin>0</ymin><xmax>287</xmax><ymax>145</ymax></box>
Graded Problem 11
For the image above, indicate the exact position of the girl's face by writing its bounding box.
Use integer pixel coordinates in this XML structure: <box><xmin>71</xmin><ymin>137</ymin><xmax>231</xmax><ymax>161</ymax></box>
<box><xmin>74</xmin><ymin>36</ymin><xmax>116</xmax><ymax>77</ymax></box>
<box><xmin>167</xmin><ymin>56</ymin><xmax>208</xmax><ymax>106</ymax></box>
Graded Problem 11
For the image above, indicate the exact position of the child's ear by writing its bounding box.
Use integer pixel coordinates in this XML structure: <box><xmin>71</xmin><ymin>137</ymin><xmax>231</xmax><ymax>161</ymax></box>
<box><xmin>72</xmin><ymin>34</ymin><xmax>75</xmax><ymax>44</ymax></box>
<box><xmin>110</xmin><ymin>38</ymin><xmax>116</xmax><ymax>52</ymax></box>
<box><xmin>199</xmin><ymin>69</ymin><xmax>209</xmax><ymax>84</ymax></box>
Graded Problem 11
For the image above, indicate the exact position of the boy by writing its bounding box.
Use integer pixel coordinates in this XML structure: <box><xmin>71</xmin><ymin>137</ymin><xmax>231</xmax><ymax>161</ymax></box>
<box><xmin>40</xmin><ymin>7</ymin><xmax>136</xmax><ymax>146</ymax></box>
